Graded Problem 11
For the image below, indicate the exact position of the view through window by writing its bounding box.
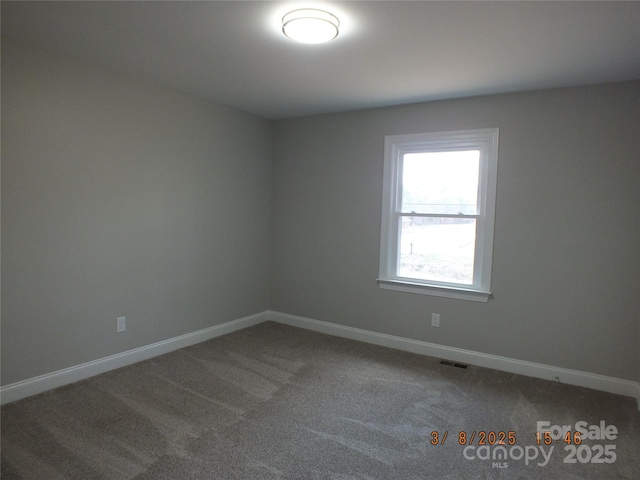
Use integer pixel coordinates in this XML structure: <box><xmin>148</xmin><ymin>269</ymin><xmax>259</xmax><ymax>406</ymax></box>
<box><xmin>399</xmin><ymin>150</ymin><xmax>479</xmax><ymax>284</ymax></box>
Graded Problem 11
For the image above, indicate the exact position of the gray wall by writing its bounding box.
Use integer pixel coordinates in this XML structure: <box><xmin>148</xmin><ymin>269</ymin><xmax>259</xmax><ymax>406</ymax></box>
<box><xmin>1</xmin><ymin>39</ymin><xmax>272</xmax><ymax>385</ymax></box>
<box><xmin>3</xmin><ymin>36</ymin><xmax>639</xmax><ymax>389</ymax></box>
<box><xmin>272</xmin><ymin>81</ymin><xmax>640</xmax><ymax>381</ymax></box>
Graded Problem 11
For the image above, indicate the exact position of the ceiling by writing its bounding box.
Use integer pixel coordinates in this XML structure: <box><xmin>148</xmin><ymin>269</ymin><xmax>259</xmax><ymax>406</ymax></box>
<box><xmin>2</xmin><ymin>1</ymin><xmax>639</xmax><ymax>119</ymax></box>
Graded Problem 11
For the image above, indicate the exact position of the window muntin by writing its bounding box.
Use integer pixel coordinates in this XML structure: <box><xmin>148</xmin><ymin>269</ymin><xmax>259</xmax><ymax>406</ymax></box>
<box><xmin>378</xmin><ymin>129</ymin><xmax>498</xmax><ymax>302</ymax></box>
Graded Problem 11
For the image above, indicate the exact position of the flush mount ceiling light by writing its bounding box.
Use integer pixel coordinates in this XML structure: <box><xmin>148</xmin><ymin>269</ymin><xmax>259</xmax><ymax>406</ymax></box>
<box><xmin>282</xmin><ymin>8</ymin><xmax>340</xmax><ymax>44</ymax></box>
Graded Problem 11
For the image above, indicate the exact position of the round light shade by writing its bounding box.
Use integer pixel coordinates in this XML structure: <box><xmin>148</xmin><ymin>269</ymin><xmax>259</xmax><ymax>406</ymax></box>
<box><xmin>282</xmin><ymin>9</ymin><xmax>340</xmax><ymax>44</ymax></box>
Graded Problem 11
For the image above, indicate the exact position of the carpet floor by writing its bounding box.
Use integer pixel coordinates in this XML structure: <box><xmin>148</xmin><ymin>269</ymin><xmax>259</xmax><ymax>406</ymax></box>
<box><xmin>2</xmin><ymin>321</ymin><xmax>639</xmax><ymax>479</ymax></box>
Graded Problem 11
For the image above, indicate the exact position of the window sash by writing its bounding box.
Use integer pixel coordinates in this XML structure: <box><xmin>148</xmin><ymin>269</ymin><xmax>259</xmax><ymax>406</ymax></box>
<box><xmin>400</xmin><ymin>150</ymin><xmax>481</xmax><ymax>215</ymax></box>
<box><xmin>397</xmin><ymin>214</ymin><xmax>477</xmax><ymax>286</ymax></box>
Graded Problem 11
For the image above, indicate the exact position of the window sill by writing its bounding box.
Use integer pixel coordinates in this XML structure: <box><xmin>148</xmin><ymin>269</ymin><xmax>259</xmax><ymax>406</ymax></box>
<box><xmin>377</xmin><ymin>279</ymin><xmax>491</xmax><ymax>302</ymax></box>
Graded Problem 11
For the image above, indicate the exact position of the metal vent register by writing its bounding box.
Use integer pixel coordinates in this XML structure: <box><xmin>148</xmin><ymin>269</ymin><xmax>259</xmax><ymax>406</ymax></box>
<box><xmin>440</xmin><ymin>360</ymin><xmax>468</xmax><ymax>369</ymax></box>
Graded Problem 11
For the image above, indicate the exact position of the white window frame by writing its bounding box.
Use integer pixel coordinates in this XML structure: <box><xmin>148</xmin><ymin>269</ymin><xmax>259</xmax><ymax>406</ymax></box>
<box><xmin>378</xmin><ymin>128</ymin><xmax>499</xmax><ymax>302</ymax></box>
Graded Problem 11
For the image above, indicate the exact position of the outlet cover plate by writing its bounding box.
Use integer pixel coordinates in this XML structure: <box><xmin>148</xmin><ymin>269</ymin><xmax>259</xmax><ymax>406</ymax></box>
<box><xmin>117</xmin><ymin>316</ymin><xmax>126</xmax><ymax>333</ymax></box>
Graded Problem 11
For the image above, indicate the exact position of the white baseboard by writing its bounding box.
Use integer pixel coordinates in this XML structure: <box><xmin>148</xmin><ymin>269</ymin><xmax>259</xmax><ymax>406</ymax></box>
<box><xmin>266</xmin><ymin>310</ymin><xmax>640</xmax><ymax>411</ymax></box>
<box><xmin>3</xmin><ymin>309</ymin><xmax>639</xmax><ymax>412</ymax></box>
<box><xmin>0</xmin><ymin>311</ymin><xmax>269</xmax><ymax>405</ymax></box>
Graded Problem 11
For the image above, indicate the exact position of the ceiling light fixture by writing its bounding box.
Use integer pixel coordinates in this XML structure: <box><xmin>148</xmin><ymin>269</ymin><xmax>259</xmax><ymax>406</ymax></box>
<box><xmin>282</xmin><ymin>8</ymin><xmax>340</xmax><ymax>44</ymax></box>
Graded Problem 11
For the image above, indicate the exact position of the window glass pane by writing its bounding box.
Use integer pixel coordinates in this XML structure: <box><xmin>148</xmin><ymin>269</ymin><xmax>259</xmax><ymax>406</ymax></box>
<box><xmin>401</xmin><ymin>151</ymin><xmax>480</xmax><ymax>214</ymax></box>
<box><xmin>398</xmin><ymin>217</ymin><xmax>475</xmax><ymax>284</ymax></box>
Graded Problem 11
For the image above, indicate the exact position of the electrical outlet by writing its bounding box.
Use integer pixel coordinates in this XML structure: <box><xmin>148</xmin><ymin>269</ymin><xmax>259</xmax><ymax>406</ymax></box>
<box><xmin>117</xmin><ymin>316</ymin><xmax>126</xmax><ymax>333</ymax></box>
<box><xmin>431</xmin><ymin>313</ymin><xmax>440</xmax><ymax>327</ymax></box>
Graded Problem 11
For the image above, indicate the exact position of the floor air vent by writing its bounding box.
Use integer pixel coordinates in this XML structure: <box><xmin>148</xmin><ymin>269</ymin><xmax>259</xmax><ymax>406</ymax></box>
<box><xmin>440</xmin><ymin>360</ymin><xmax>468</xmax><ymax>369</ymax></box>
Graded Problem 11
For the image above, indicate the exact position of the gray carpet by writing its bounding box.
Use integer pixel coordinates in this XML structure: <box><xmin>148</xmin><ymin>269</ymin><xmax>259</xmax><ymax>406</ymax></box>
<box><xmin>2</xmin><ymin>321</ymin><xmax>639</xmax><ymax>479</ymax></box>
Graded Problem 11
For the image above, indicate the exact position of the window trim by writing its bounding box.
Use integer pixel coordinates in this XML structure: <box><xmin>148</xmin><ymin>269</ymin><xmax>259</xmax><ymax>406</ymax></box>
<box><xmin>378</xmin><ymin>128</ymin><xmax>499</xmax><ymax>302</ymax></box>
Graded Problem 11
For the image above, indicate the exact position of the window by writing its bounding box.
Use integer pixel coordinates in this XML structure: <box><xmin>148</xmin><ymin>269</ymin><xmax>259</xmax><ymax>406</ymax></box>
<box><xmin>378</xmin><ymin>128</ymin><xmax>499</xmax><ymax>302</ymax></box>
